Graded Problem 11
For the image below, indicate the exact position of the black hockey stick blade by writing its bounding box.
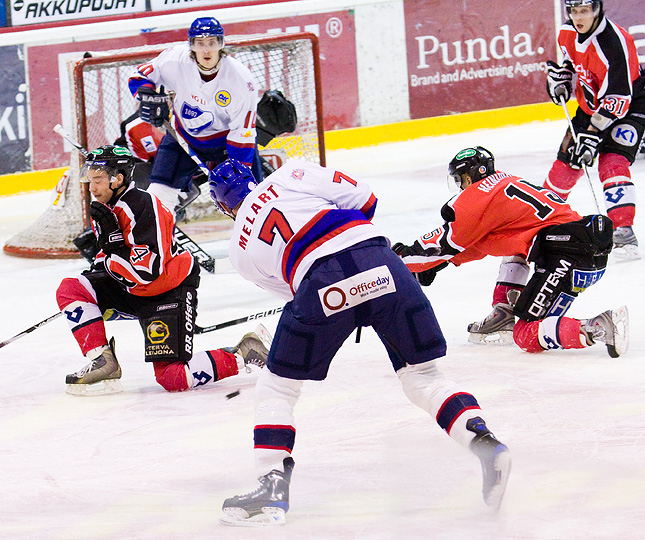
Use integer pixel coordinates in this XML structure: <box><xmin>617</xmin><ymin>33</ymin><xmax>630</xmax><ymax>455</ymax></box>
<box><xmin>196</xmin><ymin>306</ymin><xmax>283</xmax><ymax>334</ymax></box>
<box><xmin>174</xmin><ymin>226</ymin><xmax>217</xmax><ymax>273</ymax></box>
<box><xmin>0</xmin><ymin>312</ymin><xmax>63</xmax><ymax>349</ymax></box>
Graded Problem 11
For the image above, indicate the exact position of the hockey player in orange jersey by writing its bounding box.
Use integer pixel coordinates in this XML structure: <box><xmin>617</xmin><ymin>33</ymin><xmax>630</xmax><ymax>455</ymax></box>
<box><xmin>393</xmin><ymin>146</ymin><xmax>628</xmax><ymax>357</ymax></box>
<box><xmin>544</xmin><ymin>0</ymin><xmax>645</xmax><ymax>259</ymax></box>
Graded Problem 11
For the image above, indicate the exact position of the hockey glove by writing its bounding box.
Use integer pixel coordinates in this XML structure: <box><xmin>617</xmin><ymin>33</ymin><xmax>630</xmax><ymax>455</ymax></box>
<box><xmin>569</xmin><ymin>130</ymin><xmax>601</xmax><ymax>169</ymax></box>
<box><xmin>89</xmin><ymin>201</ymin><xmax>125</xmax><ymax>253</ymax></box>
<box><xmin>72</xmin><ymin>226</ymin><xmax>100</xmax><ymax>263</ymax></box>
<box><xmin>546</xmin><ymin>60</ymin><xmax>574</xmax><ymax>105</ymax></box>
<box><xmin>415</xmin><ymin>262</ymin><xmax>448</xmax><ymax>287</ymax></box>
<box><xmin>138</xmin><ymin>86</ymin><xmax>171</xmax><ymax>128</ymax></box>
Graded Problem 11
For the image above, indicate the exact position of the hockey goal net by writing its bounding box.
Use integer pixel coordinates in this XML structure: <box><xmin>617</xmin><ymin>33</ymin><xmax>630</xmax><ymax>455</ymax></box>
<box><xmin>4</xmin><ymin>32</ymin><xmax>325</xmax><ymax>258</ymax></box>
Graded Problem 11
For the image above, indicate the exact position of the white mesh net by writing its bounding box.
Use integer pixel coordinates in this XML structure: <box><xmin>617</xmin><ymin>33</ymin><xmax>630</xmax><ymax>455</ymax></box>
<box><xmin>4</xmin><ymin>33</ymin><xmax>323</xmax><ymax>258</ymax></box>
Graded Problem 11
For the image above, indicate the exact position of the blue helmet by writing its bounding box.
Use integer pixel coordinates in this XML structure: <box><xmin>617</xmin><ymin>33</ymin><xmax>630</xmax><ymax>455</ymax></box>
<box><xmin>209</xmin><ymin>159</ymin><xmax>259</xmax><ymax>218</ymax></box>
<box><xmin>188</xmin><ymin>17</ymin><xmax>224</xmax><ymax>43</ymax></box>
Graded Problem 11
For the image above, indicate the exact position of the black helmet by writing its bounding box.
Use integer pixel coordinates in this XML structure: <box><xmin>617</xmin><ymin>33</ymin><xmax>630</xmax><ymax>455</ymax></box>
<box><xmin>564</xmin><ymin>0</ymin><xmax>602</xmax><ymax>17</ymax></box>
<box><xmin>81</xmin><ymin>145</ymin><xmax>135</xmax><ymax>185</ymax></box>
<box><xmin>448</xmin><ymin>146</ymin><xmax>495</xmax><ymax>190</ymax></box>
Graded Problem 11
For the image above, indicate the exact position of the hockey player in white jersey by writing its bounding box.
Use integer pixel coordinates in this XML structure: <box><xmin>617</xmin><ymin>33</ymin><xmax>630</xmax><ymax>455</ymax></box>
<box><xmin>208</xmin><ymin>158</ymin><xmax>512</xmax><ymax>526</ymax></box>
<box><xmin>128</xmin><ymin>17</ymin><xmax>262</xmax><ymax>215</ymax></box>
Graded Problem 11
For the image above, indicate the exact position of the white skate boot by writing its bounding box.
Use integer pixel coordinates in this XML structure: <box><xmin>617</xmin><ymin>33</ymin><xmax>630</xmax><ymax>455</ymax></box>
<box><xmin>581</xmin><ymin>306</ymin><xmax>629</xmax><ymax>358</ymax></box>
<box><xmin>612</xmin><ymin>226</ymin><xmax>640</xmax><ymax>260</ymax></box>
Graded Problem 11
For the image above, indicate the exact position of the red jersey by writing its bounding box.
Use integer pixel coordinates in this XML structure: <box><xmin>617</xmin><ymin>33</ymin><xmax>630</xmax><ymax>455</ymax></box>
<box><xmin>115</xmin><ymin>112</ymin><xmax>164</xmax><ymax>163</ymax></box>
<box><xmin>403</xmin><ymin>172</ymin><xmax>582</xmax><ymax>273</ymax></box>
<box><xmin>94</xmin><ymin>184</ymin><xmax>195</xmax><ymax>296</ymax></box>
<box><xmin>558</xmin><ymin>17</ymin><xmax>641</xmax><ymax>131</ymax></box>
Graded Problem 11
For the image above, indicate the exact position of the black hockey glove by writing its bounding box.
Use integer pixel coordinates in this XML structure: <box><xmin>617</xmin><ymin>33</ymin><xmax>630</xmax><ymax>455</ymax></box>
<box><xmin>392</xmin><ymin>242</ymin><xmax>415</xmax><ymax>257</ymax></box>
<box><xmin>414</xmin><ymin>262</ymin><xmax>448</xmax><ymax>287</ymax></box>
<box><xmin>89</xmin><ymin>201</ymin><xmax>125</xmax><ymax>253</ymax></box>
<box><xmin>138</xmin><ymin>86</ymin><xmax>171</xmax><ymax>128</ymax></box>
<box><xmin>569</xmin><ymin>130</ymin><xmax>602</xmax><ymax>169</ymax></box>
<box><xmin>72</xmin><ymin>226</ymin><xmax>100</xmax><ymax>263</ymax></box>
<box><xmin>546</xmin><ymin>60</ymin><xmax>574</xmax><ymax>105</ymax></box>
<box><xmin>256</xmin><ymin>90</ymin><xmax>298</xmax><ymax>146</ymax></box>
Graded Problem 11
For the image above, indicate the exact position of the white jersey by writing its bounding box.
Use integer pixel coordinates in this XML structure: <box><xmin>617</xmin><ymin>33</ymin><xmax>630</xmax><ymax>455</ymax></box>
<box><xmin>229</xmin><ymin>160</ymin><xmax>382</xmax><ymax>300</ymax></box>
<box><xmin>129</xmin><ymin>44</ymin><xmax>258</xmax><ymax>164</ymax></box>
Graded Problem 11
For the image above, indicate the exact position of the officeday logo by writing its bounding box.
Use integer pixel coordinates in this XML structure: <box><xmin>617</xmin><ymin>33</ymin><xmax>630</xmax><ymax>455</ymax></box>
<box><xmin>318</xmin><ymin>265</ymin><xmax>396</xmax><ymax>317</ymax></box>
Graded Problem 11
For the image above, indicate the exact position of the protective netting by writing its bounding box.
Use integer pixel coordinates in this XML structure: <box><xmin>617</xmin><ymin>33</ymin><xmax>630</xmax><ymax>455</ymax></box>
<box><xmin>4</xmin><ymin>32</ymin><xmax>323</xmax><ymax>258</ymax></box>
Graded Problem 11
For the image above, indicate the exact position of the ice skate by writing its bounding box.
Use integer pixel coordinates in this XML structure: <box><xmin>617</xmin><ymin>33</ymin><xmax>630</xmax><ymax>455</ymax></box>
<box><xmin>612</xmin><ymin>226</ymin><xmax>640</xmax><ymax>260</ymax></box>
<box><xmin>220</xmin><ymin>457</ymin><xmax>294</xmax><ymax>527</ymax></box>
<box><xmin>467</xmin><ymin>417</ymin><xmax>511</xmax><ymax>510</ymax></box>
<box><xmin>581</xmin><ymin>305</ymin><xmax>629</xmax><ymax>358</ymax></box>
<box><xmin>467</xmin><ymin>303</ymin><xmax>516</xmax><ymax>345</ymax></box>
<box><xmin>65</xmin><ymin>337</ymin><xmax>123</xmax><ymax>395</ymax></box>
<box><xmin>224</xmin><ymin>324</ymin><xmax>272</xmax><ymax>372</ymax></box>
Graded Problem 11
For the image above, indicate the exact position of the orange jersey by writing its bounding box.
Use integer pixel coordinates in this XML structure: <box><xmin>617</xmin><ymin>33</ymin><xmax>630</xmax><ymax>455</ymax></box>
<box><xmin>558</xmin><ymin>17</ymin><xmax>641</xmax><ymax>128</ymax></box>
<box><xmin>404</xmin><ymin>172</ymin><xmax>582</xmax><ymax>273</ymax></box>
<box><xmin>94</xmin><ymin>184</ymin><xmax>195</xmax><ymax>296</ymax></box>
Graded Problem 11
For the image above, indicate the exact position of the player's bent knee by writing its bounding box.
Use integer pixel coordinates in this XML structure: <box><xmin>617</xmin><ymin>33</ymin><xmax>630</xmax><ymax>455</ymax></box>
<box><xmin>153</xmin><ymin>361</ymin><xmax>191</xmax><ymax>391</ymax></box>
<box><xmin>513</xmin><ymin>319</ymin><xmax>545</xmax><ymax>353</ymax></box>
<box><xmin>598</xmin><ymin>152</ymin><xmax>630</xmax><ymax>181</ymax></box>
<box><xmin>56</xmin><ymin>277</ymin><xmax>96</xmax><ymax>309</ymax></box>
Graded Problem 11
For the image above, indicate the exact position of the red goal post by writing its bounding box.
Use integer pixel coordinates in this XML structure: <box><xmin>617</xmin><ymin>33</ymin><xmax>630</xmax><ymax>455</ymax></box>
<box><xmin>4</xmin><ymin>32</ymin><xmax>325</xmax><ymax>258</ymax></box>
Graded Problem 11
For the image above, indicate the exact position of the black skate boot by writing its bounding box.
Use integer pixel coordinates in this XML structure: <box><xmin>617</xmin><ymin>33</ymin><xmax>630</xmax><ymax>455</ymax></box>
<box><xmin>65</xmin><ymin>337</ymin><xmax>123</xmax><ymax>395</ymax></box>
<box><xmin>467</xmin><ymin>417</ymin><xmax>511</xmax><ymax>510</ymax></box>
<box><xmin>223</xmin><ymin>324</ymin><xmax>272</xmax><ymax>372</ymax></box>
<box><xmin>220</xmin><ymin>457</ymin><xmax>295</xmax><ymax>526</ymax></box>
<box><xmin>581</xmin><ymin>306</ymin><xmax>629</xmax><ymax>358</ymax></box>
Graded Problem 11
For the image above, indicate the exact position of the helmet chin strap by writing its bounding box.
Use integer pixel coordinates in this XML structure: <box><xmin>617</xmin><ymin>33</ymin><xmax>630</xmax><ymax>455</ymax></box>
<box><xmin>107</xmin><ymin>177</ymin><xmax>126</xmax><ymax>206</ymax></box>
<box><xmin>195</xmin><ymin>55</ymin><xmax>222</xmax><ymax>76</ymax></box>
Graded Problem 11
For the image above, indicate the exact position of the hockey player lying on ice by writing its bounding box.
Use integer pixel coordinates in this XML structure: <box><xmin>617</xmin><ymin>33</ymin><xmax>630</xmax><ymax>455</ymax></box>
<box><xmin>393</xmin><ymin>146</ymin><xmax>628</xmax><ymax>357</ymax></box>
<box><xmin>208</xmin><ymin>158</ymin><xmax>511</xmax><ymax>526</ymax></box>
<box><xmin>56</xmin><ymin>145</ymin><xmax>272</xmax><ymax>395</ymax></box>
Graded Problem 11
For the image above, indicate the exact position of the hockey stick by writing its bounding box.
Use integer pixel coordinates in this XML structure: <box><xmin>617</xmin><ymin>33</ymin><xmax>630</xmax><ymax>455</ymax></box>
<box><xmin>1</xmin><ymin>304</ymin><xmax>281</xmax><ymax>350</ymax></box>
<box><xmin>163</xmin><ymin>120</ymin><xmax>214</xmax><ymax>180</ymax></box>
<box><xmin>559</xmin><ymin>97</ymin><xmax>602</xmax><ymax>213</ymax></box>
<box><xmin>0</xmin><ymin>312</ymin><xmax>63</xmax><ymax>349</ymax></box>
<box><xmin>53</xmin><ymin>124</ymin><xmax>221</xmax><ymax>274</ymax></box>
<box><xmin>195</xmin><ymin>306</ymin><xmax>283</xmax><ymax>334</ymax></box>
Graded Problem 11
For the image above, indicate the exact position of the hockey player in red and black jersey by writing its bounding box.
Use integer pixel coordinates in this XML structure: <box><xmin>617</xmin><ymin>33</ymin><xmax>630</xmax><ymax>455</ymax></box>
<box><xmin>393</xmin><ymin>147</ymin><xmax>629</xmax><ymax>358</ymax></box>
<box><xmin>545</xmin><ymin>0</ymin><xmax>645</xmax><ymax>259</ymax></box>
<box><xmin>56</xmin><ymin>145</ymin><xmax>272</xmax><ymax>395</ymax></box>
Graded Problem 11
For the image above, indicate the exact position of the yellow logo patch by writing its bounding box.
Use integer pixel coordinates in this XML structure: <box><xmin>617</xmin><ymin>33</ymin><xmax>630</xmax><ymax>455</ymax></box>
<box><xmin>147</xmin><ymin>320</ymin><xmax>170</xmax><ymax>343</ymax></box>
<box><xmin>215</xmin><ymin>91</ymin><xmax>232</xmax><ymax>107</ymax></box>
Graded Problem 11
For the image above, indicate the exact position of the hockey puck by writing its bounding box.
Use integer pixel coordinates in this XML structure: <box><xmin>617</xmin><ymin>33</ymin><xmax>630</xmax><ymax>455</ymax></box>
<box><xmin>226</xmin><ymin>390</ymin><xmax>240</xmax><ymax>399</ymax></box>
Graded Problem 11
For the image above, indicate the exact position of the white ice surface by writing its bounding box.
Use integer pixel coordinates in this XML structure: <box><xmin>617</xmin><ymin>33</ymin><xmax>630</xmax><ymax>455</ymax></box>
<box><xmin>1</xmin><ymin>121</ymin><xmax>644</xmax><ymax>540</ymax></box>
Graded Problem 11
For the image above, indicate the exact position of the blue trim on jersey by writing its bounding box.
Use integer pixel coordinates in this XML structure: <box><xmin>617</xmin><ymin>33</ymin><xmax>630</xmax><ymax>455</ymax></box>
<box><xmin>282</xmin><ymin>209</ymin><xmax>372</xmax><ymax>286</ymax></box>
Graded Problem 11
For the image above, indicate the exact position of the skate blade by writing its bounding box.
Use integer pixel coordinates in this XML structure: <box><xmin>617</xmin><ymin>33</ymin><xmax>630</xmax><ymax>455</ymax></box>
<box><xmin>613</xmin><ymin>245</ymin><xmax>641</xmax><ymax>260</ymax></box>
<box><xmin>607</xmin><ymin>305</ymin><xmax>629</xmax><ymax>358</ymax></box>
<box><xmin>66</xmin><ymin>379</ymin><xmax>124</xmax><ymax>396</ymax></box>
<box><xmin>468</xmin><ymin>330</ymin><xmax>514</xmax><ymax>346</ymax></box>
<box><xmin>220</xmin><ymin>506</ymin><xmax>286</xmax><ymax>527</ymax></box>
<box><xmin>483</xmin><ymin>449</ymin><xmax>512</xmax><ymax>511</ymax></box>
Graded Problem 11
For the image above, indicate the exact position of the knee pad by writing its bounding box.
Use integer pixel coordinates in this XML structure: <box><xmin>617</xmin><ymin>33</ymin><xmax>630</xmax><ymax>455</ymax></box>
<box><xmin>56</xmin><ymin>276</ymin><xmax>97</xmax><ymax>309</ymax></box>
<box><xmin>153</xmin><ymin>361</ymin><xmax>192</xmax><ymax>392</ymax></box>
<box><xmin>598</xmin><ymin>152</ymin><xmax>631</xmax><ymax>182</ymax></box>
<box><xmin>513</xmin><ymin>319</ymin><xmax>544</xmax><ymax>353</ymax></box>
